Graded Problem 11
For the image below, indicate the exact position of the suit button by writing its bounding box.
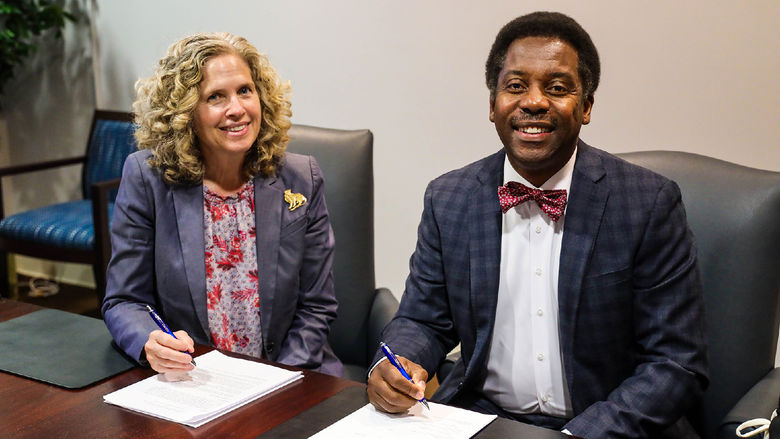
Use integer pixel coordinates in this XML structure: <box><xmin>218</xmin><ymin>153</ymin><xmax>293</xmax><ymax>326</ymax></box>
<box><xmin>266</xmin><ymin>342</ymin><xmax>275</xmax><ymax>354</ymax></box>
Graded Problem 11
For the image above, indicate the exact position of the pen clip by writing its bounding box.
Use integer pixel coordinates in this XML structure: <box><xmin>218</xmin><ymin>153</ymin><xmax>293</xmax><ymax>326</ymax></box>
<box><xmin>380</xmin><ymin>342</ymin><xmax>411</xmax><ymax>380</ymax></box>
<box><xmin>147</xmin><ymin>305</ymin><xmax>175</xmax><ymax>338</ymax></box>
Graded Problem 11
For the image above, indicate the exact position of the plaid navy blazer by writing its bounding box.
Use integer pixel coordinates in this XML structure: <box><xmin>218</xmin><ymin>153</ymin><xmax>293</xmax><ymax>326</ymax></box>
<box><xmin>378</xmin><ymin>141</ymin><xmax>708</xmax><ymax>438</ymax></box>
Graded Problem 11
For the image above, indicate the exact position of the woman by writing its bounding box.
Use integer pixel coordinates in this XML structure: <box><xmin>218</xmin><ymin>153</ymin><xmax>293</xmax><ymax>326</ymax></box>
<box><xmin>102</xmin><ymin>32</ymin><xmax>342</xmax><ymax>377</ymax></box>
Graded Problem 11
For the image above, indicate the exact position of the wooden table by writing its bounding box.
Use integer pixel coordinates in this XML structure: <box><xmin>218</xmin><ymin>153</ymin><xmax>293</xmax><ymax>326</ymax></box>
<box><xmin>0</xmin><ymin>299</ymin><xmax>361</xmax><ymax>439</ymax></box>
<box><xmin>0</xmin><ymin>299</ymin><xmax>566</xmax><ymax>439</ymax></box>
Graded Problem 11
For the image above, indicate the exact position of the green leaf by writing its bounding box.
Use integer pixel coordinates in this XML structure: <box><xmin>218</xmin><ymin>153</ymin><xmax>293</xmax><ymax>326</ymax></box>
<box><xmin>0</xmin><ymin>0</ymin><xmax>77</xmax><ymax>96</ymax></box>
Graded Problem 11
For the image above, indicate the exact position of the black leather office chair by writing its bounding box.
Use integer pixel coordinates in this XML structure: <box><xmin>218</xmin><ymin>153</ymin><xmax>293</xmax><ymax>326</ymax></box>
<box><xmin>618</xmin><ymin>151</ymin><xmax>780</xmax><ymax>439</ymax></box>
<box><xmin>286</xmin><ymin>124</ymin><xmax>398</xmax><ymax>381</ymax></box>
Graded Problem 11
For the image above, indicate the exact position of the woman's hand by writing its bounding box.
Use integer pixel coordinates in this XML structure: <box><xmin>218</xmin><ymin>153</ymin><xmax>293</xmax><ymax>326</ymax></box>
<box><xmin>144</xmin><ymin>329</ymin><xmax>196</xmax><ymax>377</ymax></box>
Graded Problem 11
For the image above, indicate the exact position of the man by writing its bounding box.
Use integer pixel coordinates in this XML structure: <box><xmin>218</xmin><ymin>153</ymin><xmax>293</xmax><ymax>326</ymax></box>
<box><xmin>367</xmin><ymin>11</ymin><xmax>708</xmax><ymax>439</ymax></box>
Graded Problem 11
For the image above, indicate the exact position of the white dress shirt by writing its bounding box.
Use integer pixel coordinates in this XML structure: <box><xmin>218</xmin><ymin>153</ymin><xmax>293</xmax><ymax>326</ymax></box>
<box><xmin>479</xmin><ymin>148</ymin><xmax>577</xmax><ymax>418</ymax></box>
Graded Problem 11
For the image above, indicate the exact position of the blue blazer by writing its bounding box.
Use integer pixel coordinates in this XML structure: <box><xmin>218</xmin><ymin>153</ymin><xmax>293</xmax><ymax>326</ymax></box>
<box><xmin>103</xmin><ymin>149</ymin><xmax>342</xmax><ymax>377</ymax></box>
<box><xmin>377</xmin><ymin>142</ymin><xmax>708</xmax><ymax>438</ymax></box>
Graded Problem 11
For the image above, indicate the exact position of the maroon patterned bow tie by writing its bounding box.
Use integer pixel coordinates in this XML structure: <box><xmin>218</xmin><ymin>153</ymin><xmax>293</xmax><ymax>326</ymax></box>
<box><xmin>497</xmin><ymin>182</ymin><xmax>567</xmax><ymax>222</ymax></box>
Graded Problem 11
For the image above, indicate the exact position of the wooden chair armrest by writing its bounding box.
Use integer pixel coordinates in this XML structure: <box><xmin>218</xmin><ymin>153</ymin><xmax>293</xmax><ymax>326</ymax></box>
<box><xmin>90</xmin><ymin>178</ymin><xmax>121</xmax><ymax>236</ymax></box>
<box><xmin>90</xmin><ymin>178</ymin><xmax>122</xmax><ymax>195</ymax></box>
<box><xmin>0</xmin><ymin>156</ymin><xmax>86</xmax><ymax>178</ymax></box>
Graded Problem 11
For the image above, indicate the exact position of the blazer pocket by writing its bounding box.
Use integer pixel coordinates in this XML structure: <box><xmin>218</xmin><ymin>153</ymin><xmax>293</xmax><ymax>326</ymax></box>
<box><xmin>280</xmin><ymin>214</ymin><xmax>307</xmax><ymax>238</ymax></box>
<box><xmin>581</xmin><ymin>267</ymin><xmax>631</xmax><ymax>290</ymax></box>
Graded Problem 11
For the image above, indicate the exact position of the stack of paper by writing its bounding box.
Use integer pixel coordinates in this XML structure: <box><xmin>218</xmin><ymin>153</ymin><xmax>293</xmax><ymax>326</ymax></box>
<box><xmin>103</xmin><ymin>350</ymin><xmax>303</xmax><ymax>427</ymax></box>
<box><xmin>309</xmin><ymin>401</ymin><xmax>496</xmax><ymax>438</ymax></box>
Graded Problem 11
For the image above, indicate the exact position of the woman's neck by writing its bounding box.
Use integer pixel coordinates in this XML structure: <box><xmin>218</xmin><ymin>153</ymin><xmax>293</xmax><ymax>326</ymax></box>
<box><xmin>203</xmin><ymin>159</ymin><xmax>246</xmax><ymax>197</ymax></box>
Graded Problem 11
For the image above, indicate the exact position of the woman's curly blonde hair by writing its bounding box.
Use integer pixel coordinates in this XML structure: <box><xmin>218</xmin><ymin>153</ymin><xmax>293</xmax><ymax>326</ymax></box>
<box><xmin>133</xmin><ymin>32</ymin><xmax>292</xmax><ymax>185</ymax></box>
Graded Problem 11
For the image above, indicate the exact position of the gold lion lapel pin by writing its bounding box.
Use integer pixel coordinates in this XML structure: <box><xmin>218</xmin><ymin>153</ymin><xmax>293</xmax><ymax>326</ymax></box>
<box><xmin>284</xmin><ymin>189</ymin><xmax>307</xmax><ymax>211</ymax></box>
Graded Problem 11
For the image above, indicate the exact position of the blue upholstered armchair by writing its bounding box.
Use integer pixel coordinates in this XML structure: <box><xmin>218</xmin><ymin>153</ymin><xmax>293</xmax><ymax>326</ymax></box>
<box><xmin>0</xmin><ymin>110</ymin><xmax>137</xmax><ymax>303</ymax></box>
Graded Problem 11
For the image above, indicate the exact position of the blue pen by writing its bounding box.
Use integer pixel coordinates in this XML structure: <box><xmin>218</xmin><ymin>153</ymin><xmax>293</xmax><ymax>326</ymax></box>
<box><xmin>380</xmin><ymin>342</ymin><xmax>430</xmax><ymax>410</ymax></box>
<box><xmin>146</xmin><ymin>305</ymin><xmax>197</xmax><ymax>367</ymax></box>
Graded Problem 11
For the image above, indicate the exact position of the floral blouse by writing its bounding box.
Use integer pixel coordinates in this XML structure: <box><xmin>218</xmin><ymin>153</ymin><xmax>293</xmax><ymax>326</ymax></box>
<box><xmin>203</xmin><ymin>180</ymin><xmax>262</xmax><ymax>358</ymax></box>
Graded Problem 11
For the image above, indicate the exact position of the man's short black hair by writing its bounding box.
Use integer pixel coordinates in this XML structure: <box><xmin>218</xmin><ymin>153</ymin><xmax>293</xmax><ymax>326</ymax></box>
<box><xmin>485</xmin><ymin>11</ymin><xmax>600</xmax><ymax>101</ymax></box>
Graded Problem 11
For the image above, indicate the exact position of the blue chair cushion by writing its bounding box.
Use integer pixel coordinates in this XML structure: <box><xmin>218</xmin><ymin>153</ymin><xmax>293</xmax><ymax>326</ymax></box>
<box><xmin>0</xmin><ymin>200</ymin><xmax>114</xmax><ymax>251</ymax></box>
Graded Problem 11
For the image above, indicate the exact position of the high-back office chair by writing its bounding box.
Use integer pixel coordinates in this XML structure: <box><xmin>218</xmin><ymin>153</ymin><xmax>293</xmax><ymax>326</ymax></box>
<box><xmin>286</xmin><ymin>124</ymin><xmax>398</xmax><ymax>381</ymax></box>
<box><xmin>618</xmin><ymin>151</ymin><xmax>780</xmax><ymax>439</ymax></box>
<box><xmin>0</xmin><ymin>110</ymin><xmax>136</xmax><ymax>304</ymax></box>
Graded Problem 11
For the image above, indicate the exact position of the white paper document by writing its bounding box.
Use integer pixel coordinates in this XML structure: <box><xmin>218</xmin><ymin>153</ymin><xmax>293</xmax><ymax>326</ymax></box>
<box><xmin>103</xmin><ymin>350</ymin><xmax>303</xmax><ymax>427</ymax></box>
<box><xmin>309</xmin><ymin>401</ymin><xmax>496</xmax><ymax>439</ymax></box>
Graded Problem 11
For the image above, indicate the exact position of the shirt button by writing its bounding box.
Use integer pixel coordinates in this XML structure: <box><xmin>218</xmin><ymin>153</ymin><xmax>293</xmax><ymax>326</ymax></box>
<box><xmin>537</xmin><ymin>309</ymin><xmax>544</xmax><ymax>316</ymax></box>
<box><xmin>535</xmin><ymin>268</ymin><xmax>542</xmax><ymax>276</ymax></box>
<box><xmin>537</xmin><ymin>353</ymin><xmax>544</xmax><ymax>361</ymax></box>
<box><xmin>535</xmin><ymin>226</ymin><xmax>542</xmax><ymax>234</ymax></box>
<box><xmin>541</xmin><ymin>395</ymin><xmax>550</xmax><ymax>403</ymax></box>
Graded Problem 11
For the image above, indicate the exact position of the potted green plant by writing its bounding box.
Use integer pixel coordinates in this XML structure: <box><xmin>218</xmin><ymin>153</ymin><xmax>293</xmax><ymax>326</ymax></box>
<box><xmin>0</xmin><ymin>0</ymin><xmax>75</xmax><ymax>101</ymax></box>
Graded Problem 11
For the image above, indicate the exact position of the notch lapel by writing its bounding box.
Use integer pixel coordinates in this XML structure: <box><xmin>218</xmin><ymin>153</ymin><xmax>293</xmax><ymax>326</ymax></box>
<box><xmin>558</xmin><ymin>141</ymin><xmax>608</xmax><ymax>394</ymax></box>
<box><xmin>172</xmin><ymin>184</ymin><xmax>209</xmax><ymax>337</ymax></box>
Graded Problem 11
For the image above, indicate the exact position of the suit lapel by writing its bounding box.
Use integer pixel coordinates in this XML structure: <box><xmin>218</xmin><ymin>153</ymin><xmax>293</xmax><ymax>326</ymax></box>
<box><xmin>467</xmin><ymin>150</ymin><xmax>504</xmax><ymax>378</ymax></box>
<box><xmin>254</xmin><ymin>173</ymin><xmax>282</xmax><ymax>338</ymax></box>
<box><xmin>558</xmin><ymin>141</ymin><xmax>608</xmax><ymax>391</ymax></box>
<box><xmin>173</xmin><ymin>183</ymin><xmax>209</xmax><ymax>336</ymax></box>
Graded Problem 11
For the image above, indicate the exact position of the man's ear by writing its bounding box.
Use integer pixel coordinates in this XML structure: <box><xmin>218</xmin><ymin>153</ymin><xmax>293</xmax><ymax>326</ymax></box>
<box><xmin>489</xmin><ymin>97</ymin><xmax>496</xmax><ymax>123</ymax></box>
<box><xmin>582</xmin><ymin>94</ymin><xmax>594</xmax><ymax>125</ymax></box>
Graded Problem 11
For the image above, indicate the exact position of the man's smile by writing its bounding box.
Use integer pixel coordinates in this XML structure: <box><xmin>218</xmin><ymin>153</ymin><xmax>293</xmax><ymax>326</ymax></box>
<box><xmin>518</xmin><ymin>126</ymin><xmax>552</xmax><ymax>134</ymax></box>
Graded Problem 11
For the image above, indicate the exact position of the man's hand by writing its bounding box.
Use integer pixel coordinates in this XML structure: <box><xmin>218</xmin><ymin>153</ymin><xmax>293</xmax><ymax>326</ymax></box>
<box><xmin>144</xmin><ymin>329</ymin><xmax>195</xmax><ymax>376</ymax></box>
<box><xmin>367</xmin><ymin>356</ymin><xmax>428</xmax><ymax>413</ymax></box>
